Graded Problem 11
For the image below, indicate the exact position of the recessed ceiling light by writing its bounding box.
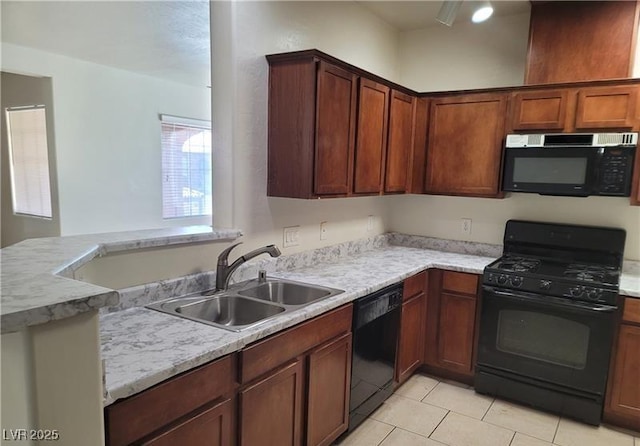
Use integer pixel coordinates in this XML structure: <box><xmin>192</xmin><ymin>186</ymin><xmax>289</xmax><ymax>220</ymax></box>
<box><xmin>472</xmin><ymin>3</ymin><xmax>494</xmax><ymax>23</ymax></box>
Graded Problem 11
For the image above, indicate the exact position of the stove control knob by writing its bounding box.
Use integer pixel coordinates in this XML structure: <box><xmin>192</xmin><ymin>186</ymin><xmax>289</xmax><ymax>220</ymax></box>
<box><xmin>570</xmin><ymin>287</ymin><xmax>583</xmax><ymax>298</ymax></box>
<box><xmin>511</xmin><ymin>276</ymin><xmax>523</xmax><ymax>287</ymax></box>
<box><xmin>539</xmin><ymin>280</ymin><xmax>552</xmax><ymax>290</ymax></box>
<box><xmin>497</xmin><ymin>275</ymin><xmax>508</xmax><ymax>285</ymax></box>
<box><xmin>586</xmin><ymin>289</ymin><xmax>600</xmax><ymax>301</ymax></box>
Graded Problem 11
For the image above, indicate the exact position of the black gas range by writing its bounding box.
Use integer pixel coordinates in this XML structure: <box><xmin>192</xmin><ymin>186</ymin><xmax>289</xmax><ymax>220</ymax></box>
<box><xmin>476</xmin><ymin>220</ymin><xmax>626</xmax><ymax>425</ymax></box>
<box><xmin>484</xmin><ymin>256</ymin><xmax>621</xmax><ymax>305</ymax></box>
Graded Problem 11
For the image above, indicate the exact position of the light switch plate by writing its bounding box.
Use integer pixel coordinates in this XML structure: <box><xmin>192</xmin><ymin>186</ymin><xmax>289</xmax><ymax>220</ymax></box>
<box><xmin>283</xmin><ymin>226</ymin><xmax>300</xmax><ymax>248</ymax></box>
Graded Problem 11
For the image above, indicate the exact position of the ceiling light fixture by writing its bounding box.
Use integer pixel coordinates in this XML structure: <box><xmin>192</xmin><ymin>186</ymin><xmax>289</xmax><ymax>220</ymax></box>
<box><xmin>472</xmin><ymin>1</ymin><xmax>494</xmax><ymax>23</ymax></box>
<box><xmin>436</xmin><ymin>0</ymin><xmax>463</xmax><ymax>27</ymax></box>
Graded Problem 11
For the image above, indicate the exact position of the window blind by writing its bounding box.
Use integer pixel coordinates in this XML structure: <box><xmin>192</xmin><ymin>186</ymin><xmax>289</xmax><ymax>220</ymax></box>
<box><xmin>5</xmin><ymin>106</ymin><xmax>53</xmax><ymax>218</ymax></box>
<box><xmin>160</xmin><ymin>115</ymin><xmax>212</xmax><ymax>219</ymax></box>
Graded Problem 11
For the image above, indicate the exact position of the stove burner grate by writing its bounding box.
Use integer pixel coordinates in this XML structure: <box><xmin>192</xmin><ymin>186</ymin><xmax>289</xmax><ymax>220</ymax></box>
<box><xmin>564</xmin><ymin>264</ymin><xmax>611</xmax><ymax>283</ymax></box>
<box><xmin>495</xmin><ymin>257</ymin><xmax>541</xmax><ymax>273</ymax></box>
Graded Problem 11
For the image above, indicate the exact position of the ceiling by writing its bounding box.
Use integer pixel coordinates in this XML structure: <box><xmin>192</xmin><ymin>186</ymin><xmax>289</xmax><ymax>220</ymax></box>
<box><xmin>1</xmin><ymin>1</ymin><xmax>211</xmax><ymax>87</ymax></box>
<box><xmin>1</xmin><ymin>1</ymin><xmax>530</xmax><ymax>86</ymax></box>
<box><xmin>359</xmin><ymin>1</ymin><xmax>531</xmax><ymax>31</ymax></box>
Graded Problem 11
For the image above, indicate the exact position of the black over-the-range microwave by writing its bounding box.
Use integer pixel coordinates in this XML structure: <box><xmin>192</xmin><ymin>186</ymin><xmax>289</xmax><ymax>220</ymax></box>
<box><xmin>502</xmin><ymin>132</ymin><xmax>637</xmax><ymax>197</ymax></box>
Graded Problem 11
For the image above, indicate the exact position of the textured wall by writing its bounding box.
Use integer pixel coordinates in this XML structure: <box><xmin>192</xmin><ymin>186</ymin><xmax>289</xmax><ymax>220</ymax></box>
<box><xmin>211</xmin><ymin>1</ymin><xmax>399</xmax><ymax>255</ymax></box>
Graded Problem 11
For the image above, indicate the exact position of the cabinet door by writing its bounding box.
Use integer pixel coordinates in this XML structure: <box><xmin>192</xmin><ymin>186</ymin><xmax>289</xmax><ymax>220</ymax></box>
<box><xmin>240</xmin><ymin>360</ymin><xmax>304</xmax><ymax>446</ymax></box>
<box><xmin>408</xmin><ymin>98</ymin><xmax>429</xmax><ymax>194</ymax></box>
<box><xmin>306</xmin><ymin>333</ymin><xmax>352</xmax><ymax>446</ymax></box>
<box><xmin>143</xmin><ymin>398</ymin><xmax>233</xmax><ymax>446</ymax></box>
<box><xmin>575</xmin><ymin>86</ymin><xmax>638</xmax><ymax>130</ymax></box>
<box><xmin>425</xmin><ymin>93</ymin><xmax>507</xmax><ymax>197</ymax></box>
<box><xmin>396</xmin><ymin>294</ymin><xmax>426</xmax><ymax>384</ymax></box>
<box><xmin>437</xmin><ymin>292</ymin><xmax>477</xmax><ymax>375</ymax></box>
<box><xmin>385</xmin><ymin>90</ymin><xmax>416</xmax><ymax>193</ymax></box>
<box><xmin>353</xmin><ymin>78</ymin><xmax>389</xmax><ymax>194</ymax></box>
<box><xmin>607</xmin><ymin>324</ymin><xmax>640</xmax><ymax>429</ymax></box>
<box><xmin>314</xmin><ymin>62</ymin><xmax>357</xmax><ymax>195</ymax></box>
<box><xmin>510</xmin><ymin>90</ymin><xmax>569</xmax><ymax>131</ymax></box>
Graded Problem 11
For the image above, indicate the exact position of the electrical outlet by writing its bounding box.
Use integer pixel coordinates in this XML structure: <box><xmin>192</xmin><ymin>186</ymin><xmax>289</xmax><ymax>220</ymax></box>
<box><xmin>461</xmin><ymin>218</ymin><xmax>472</xmax><ymax>236</ymax></box>
<box><xmin>283</xmin><ymin>226</ymin><xmax>300</xmax><ymax>248</ymax></box>
<box><xmin>367</xmin><ymin>215</ymin><xmax>374</xmax><ymax>232</ymax></box>
<box><xmin>320</xmin><ymin>221</ymin><xmax>328</xmax><ymax>240</ymax></box>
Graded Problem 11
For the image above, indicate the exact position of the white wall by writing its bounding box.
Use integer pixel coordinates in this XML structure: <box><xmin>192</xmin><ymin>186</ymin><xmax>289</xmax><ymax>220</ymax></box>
<box><xmin>1</xmin><ymin>43</ymin><xmax>211</xmax><ymax>236</ymax></box>
<box><xmin>398</xmin><ymin>12</ymin><xmax>531</xmax><ymax>91</ymax></box>
<box><xmin>393</xmin><ymin>10</ymin><xmax>640</xmax><ymax>261</ymax></box>
<box><xmin>210</xmin><ymin>1</ymin><xmax>399</xmax><ymax>255</ymax></box>
<box><xmin>388</xmin><ymin>194</ymin><xmax>640</xmax><ymax>260</ymax></box>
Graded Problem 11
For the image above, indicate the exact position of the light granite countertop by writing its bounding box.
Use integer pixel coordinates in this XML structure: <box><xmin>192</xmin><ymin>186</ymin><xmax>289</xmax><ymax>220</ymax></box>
<box><xmin>0</xmin><ymin>226</ymin><xmax>242</xmax><ymax>334</ymax></box>
<box><xmin>100</xmin><ymin>234</ymin><xmax>640</xmax><ymax>406</ymax></box>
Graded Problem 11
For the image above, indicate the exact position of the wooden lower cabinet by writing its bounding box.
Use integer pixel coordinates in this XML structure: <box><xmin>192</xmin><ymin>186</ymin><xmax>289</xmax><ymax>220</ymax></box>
<box><xmin>604</xmin><ymin>297</ymin><xmax>640</xmax><ymax>431</ymax></box>
<box><xmin>238</xmin><ymin>304</ymin><xmax>353</xmax><ymax>446</ymax></box>
<box><xmin>306</xmin><ymin>333</ymin><xmax>353</xmax><ymax>446</ymax></box>
<box><xmin>437</xmin><ymin>292</ymin><xmax>477</xmax><ymax>374</ymax></box>
<box><xmin>396</xmin><ymin>271</ymin><xmax>427</xmax><ymax>384</ymax></box>
<box><xmin>105</xmin><ymin>354</ymin><xmax>236</xmax><ymax>446</ymax></box>
<box><xmin>240</xmin><ymin>360</ymin><xmax>304</xmax><ymax>446</ymax></box>
<box><xmin>143</xmin><ymin>398</ymin><xmax>234</xmax><ymax>446</ymax></box>
<box><xmin>424</xmin><ymin>270</ymin><xmax>480</xmax><ymax>381</ymax></box>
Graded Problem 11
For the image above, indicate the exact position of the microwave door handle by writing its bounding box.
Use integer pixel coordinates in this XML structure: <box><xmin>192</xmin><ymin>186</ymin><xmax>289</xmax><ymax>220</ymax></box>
<box><xmin>484</xmin><ymin>287</ymin><xmax>618</xmax><ymax>313</ymax></box>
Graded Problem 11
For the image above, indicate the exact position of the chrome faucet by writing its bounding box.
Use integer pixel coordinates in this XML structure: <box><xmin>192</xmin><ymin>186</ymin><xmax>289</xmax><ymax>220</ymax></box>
<box><xmin>215</xmin><ymin>243</ymin><xmax>281</xmax><ymax>291</ymax></box>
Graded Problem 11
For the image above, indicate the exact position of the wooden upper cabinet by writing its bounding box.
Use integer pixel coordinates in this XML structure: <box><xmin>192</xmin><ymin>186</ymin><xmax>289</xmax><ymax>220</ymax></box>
<box><xmin>510</xmin><ymin>90</ymin><xmax>569</xmax><ymax>131</ymax></box>
<box><xmin>267</xmin><ymin>56</ymin><xmax>357</xmax><ymax>199</ymax></box>
<box><xmin>408</xmin><ymin>98</ymin><xmax>429</xmax><ymax>194</ymax></box>
<box><xmin>385</xmin><ymin>90</ymin><xmax>416</xmax><ymax>193</ymax></box>
<box><xmin>425</xmin><ymin>93</ymin><xmax>508</xmax><ymax>197</ymax></box>
<box><xmin>314</xmin><ymin>62</ymin><xmax>357</xmax><ymax>195</ymax></box>
<box><xmin>353</xmin><ymin>78</ymin><xmax>389</xmax><ymax>195</ymax></box>
<box><xmin>575</xmin><ymin>86</ymin><xmax>638</xmax><ymax>130</ymax></box>
<box><xmin>508</xmin><ymin>85</ymin><xmax>640</xmax><ymax>133</ymax></box>
<box><xmin>526</xmin><ymin>1</ymin><xmax>640</xmax><ymax>84</ymax></box>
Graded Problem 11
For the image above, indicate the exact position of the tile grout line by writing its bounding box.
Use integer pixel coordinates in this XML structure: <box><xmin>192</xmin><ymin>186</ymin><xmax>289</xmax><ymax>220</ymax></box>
<box><xmin>427</xmin><ymin>408</ymin><xmax>451</xmax><ymax>439</ymax></box>
<box><xmin>552</xmin><ymin>416</ymin><xmax>561</xmax><ymax>444</ymax></box>
<box><xmin>482</xmin><ymin>398</ymin><xmax>496</xmax><ymax>421</ymax></box>
<box><xmin>376</xmin><ymin>426</ymin><xmax>395</xmax><ymax>446</ymax></box>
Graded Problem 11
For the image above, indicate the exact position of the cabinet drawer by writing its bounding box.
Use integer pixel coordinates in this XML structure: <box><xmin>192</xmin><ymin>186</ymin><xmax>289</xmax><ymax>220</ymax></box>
<box><xmin>441</xmin><ymin>271</ymin><xmax>478</xmax><ymax>296</ymax></box>
<box><xmin>240</xmin><ymin>304</ymin><xmax>353</xmax><ymax>383</ymax></box>
<box><xmin>106</xmin><ymin>354</ymin><xmax>236</xmax><ymax>446</ymax></box>
<box><xmin>142</xmin><ymin>398</ymin><xmax>233</xmax><ymax>446</ymax></box>
<box><xmin>623</xmin><ymin>297</ymin><xmax>640</xmax><ymax>324</ymax></box>
<box><xmin>403</xmin><ymin>271</ymin><xmax>427</xmax><ymax>301</ymax></box>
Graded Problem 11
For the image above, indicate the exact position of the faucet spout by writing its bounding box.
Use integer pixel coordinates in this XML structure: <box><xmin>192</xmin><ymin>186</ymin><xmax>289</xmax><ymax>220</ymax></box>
<box><xmin>215</xmin><ymin>243</ymin><xmax>281</xmax><ymax>291</ymax></box>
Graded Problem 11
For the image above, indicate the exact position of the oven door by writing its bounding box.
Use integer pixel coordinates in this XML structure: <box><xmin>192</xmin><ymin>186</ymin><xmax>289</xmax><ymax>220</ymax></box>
<box><xmin>477</xmin><ymin>286</ymin><xmax>617</xmax><ymax>395</ymax></box>
<box><xmin>502</xmin><ymin>147</ymin><xmax>599</xmax><ymax>196</ymax></box>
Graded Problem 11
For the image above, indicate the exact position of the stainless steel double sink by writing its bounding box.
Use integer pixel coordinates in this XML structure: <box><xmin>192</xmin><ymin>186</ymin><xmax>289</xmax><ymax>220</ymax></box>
<box><xmin>147</xmin><ymin>278</ymin><xmax>344</xmax><ymax>332</ymax></box>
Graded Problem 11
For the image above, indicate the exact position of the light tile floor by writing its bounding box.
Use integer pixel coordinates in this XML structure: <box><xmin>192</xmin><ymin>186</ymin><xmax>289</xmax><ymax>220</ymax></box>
<box><xmin>337</xmin><ymin>373</ymin><xmax>640</xmax><ymax>446</ymax></box>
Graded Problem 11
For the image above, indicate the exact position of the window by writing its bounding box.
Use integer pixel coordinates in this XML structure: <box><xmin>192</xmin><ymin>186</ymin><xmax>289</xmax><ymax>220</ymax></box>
<box><xmin>5</xmin><ymin>106</ymin><xmax>53</xmax><ymax>218</ymax></box>
<box><xmin>160</xmin><ymin>114</ymin><xmax>212</xmax><ymax>219</ymax></box>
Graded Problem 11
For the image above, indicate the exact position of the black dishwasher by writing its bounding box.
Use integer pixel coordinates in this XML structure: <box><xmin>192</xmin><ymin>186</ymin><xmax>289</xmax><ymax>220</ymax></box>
<box><xmin>347</xmin><ymin>283</ymin><xmax>402</xmax><ymax>433</ymax></box>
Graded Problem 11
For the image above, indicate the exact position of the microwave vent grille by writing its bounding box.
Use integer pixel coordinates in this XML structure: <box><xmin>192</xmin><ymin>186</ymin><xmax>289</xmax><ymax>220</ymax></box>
<box><xmin>528</xmin><ymin>134</ymin><xmax>543</xmax><ymax>146</ymax></box>
<box><xmin>594</xmin><ymin>133</ymin><xmax>638</xmax><ymax>146</ymax></box>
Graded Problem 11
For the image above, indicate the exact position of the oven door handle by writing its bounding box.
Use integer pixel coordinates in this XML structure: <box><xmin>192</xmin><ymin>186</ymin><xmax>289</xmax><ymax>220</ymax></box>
<box><xmin>484</xmin><ymin>286</ymin><xmax>619</xmax><ymax>313</ymax></box>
